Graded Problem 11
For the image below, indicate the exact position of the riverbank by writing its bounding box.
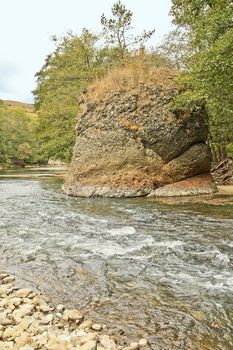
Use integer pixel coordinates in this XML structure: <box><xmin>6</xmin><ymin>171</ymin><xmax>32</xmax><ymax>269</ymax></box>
<box><xmin>0</xmin><ymin>166</ymin><xmax>66</xmax><ymax>180</ymax></box>
<box><xmin>149</xmin><ymin>185</ymin><xmax>233</xmax><ymax>207</ymax></box>
<box><xmin>0</xmin><ymin>274</ymin><xmax>148</xmax><ymax>350</ymax></box>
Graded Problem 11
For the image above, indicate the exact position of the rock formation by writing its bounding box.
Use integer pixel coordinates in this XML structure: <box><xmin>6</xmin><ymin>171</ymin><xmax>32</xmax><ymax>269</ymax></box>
<box><xmin>64</xmin><ymin>68</ymin><xmax>217</xmax><ymax>197</ymax></box>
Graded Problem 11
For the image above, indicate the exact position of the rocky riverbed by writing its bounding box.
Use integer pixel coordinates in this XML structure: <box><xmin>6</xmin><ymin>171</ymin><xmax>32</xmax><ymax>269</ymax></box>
<box><xmin>1</xmin><ymin>173</ymin><xmax>233</xmax><ymax>350</ymax></box>
<box><xmin>0</xmin><ymin>274</ymin><xmax>148</xmax><ymax>350</ymax></box>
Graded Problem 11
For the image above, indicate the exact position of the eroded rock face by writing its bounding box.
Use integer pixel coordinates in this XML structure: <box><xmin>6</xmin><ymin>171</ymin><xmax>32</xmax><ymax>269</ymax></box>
<box><xmin>64</xmin><ymin>79</ymin><xmax>216</xmax><ymax>197</ymax></box>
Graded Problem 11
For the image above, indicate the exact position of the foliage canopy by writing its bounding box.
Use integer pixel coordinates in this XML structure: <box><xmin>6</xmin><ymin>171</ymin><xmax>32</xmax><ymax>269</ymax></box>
<box><xmin>33</xmin><ymin>2</ymin><xmax>157</xmax><ymax>162</ymax></box>
<box><xmin>0</xmin><ymin>104</ymin><xmax>38</xmax><ymax>166</ymax></box>
<box><xmin>170</xmin><ymin>0</ymin><xmax>233</xmax><ymax>159</ymax></box>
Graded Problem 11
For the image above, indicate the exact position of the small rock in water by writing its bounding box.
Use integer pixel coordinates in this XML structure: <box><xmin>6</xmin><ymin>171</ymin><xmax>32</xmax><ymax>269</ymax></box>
<box><xmin>2</xmin><ymin>276</ymin><xmax>15</xmax><ymax>284</ymax></box>
<box><xmin>63</xmin><ymin>309</ymin><xmax>83</xmax><ymax>322</ymax></box>
<box><xmin>91</xmin><ymin>323</ymin><xmax>102</xmax><ymax>331</ymax></box>
<box><xmin>14</xmin><ymin>289</ymin><xmax>32</xmax><ymax>298</ymax></box>
<box><xmin>86</xmin><ymin>332</ymin><xmax>99</xmax><ymax>341</ymax></box>
<box><xmin>99</xmin><ymin>335</ymin><xmax>117</xmax><ymax>350</ymax></box>
<box><xmin>32</xmin><ymin>295</ymin><xmax>48</xmax><ymax>307</ymax></box>
<box><xmin>138</xmin><ymin>339</ymin><xmax>148</xmax><ymax>348</ymax></box>
<box><xmin>79</xmin><ymin>320</ymin><xmax>93</xmax><ymax>329</ymax></box>
<box><xmin>0</xmin><ymin>273</ymin><xmax>9</xmax><ymax>281</ymax></box>
<box><xmin>123</xmin><ymin>343</ymin><xmax>139</xmax><ymax>350</ymax></box>
<box><xmin>80</xmin><ymin>340</ymin><xmax>97</xmax><ymax>350</ymax></box>
<box><xmin>40</xmin><ymin>304</ymin><xmax>54</xmax><ymax>313</ymax></box>
<box><xmin>56</xmin><ymin>304</ymin><xmax>65</xmax><ymax>312</ymax></box>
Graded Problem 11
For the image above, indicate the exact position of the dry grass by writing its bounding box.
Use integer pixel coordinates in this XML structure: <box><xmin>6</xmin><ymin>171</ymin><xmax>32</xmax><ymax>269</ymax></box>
<box><xmin>87</xmin><ymin>65</ymin><xmax>178</xmax><ymax>101</ymax></box>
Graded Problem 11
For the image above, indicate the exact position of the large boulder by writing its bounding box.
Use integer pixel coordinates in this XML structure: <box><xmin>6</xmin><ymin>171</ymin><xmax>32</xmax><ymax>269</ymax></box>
<box><xmin>64</xmin><ymin>68</ymin><xmax>217</xmax><ymax>197</ymax></box>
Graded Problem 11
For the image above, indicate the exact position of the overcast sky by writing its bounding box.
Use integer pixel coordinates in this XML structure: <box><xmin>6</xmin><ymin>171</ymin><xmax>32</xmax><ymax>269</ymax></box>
<box><xmin>0</xmin><ymin>0</ymin><xmax>172</xmax><ymax>103</ymax></box>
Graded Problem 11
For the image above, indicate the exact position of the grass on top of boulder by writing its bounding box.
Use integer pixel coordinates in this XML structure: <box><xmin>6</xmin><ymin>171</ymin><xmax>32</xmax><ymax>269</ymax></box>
<box><xmin>86</xmin><ymin>65</ymin><xmax>178</xmax><ymax>102</ymax></box>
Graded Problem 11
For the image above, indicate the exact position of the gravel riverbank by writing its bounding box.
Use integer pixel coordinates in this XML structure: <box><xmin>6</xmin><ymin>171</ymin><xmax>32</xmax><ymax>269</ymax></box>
<box><xmin>0</xmin><ymin>274</ymin><xmax>149</xmax><ymax>350</ymax></box>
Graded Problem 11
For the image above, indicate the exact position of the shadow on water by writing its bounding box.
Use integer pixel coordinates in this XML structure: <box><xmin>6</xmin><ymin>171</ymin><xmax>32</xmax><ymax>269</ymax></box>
<box><xmin>0</xmin><ymin>168</ymin><xmax>232</xmax><ymax>349</ymax></box>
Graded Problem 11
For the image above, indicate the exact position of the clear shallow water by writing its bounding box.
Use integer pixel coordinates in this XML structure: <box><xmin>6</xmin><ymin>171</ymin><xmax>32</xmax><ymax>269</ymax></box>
<box><xmin>0</xmin><ymin>170</ymin><xmax>232</xmax><ymax>349</ymax></box>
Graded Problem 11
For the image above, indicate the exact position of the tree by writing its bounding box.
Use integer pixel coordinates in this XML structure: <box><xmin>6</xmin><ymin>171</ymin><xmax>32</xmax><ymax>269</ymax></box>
<box><xmin>17</xmin><ymin>143</ymin><xmax>32</xmax><ymax>162</ymax></box>
<box><xmin>170</xmin><ymin>0</ymin><xmax>232</xmax><ymax>48</ymax></box>
<box><xmin>101</xmin><ymin>1</ymin><xmax>155</xmax><ymax>61</ymax></box>
<box><xmin>34</xmin><ymin>29</ymin><xmax>107</xmax><ymax>162</ymax></box>
<box><xmin>34</xmin><ymin>2</ymin><xmax>170</xmax><ymax>162</ymax></box>
<box><xmin>157</xmin><ymin>28</ymin><xmax>191</xmax><ymax>70</ymax></box>
<box><xmin>0</xmin><ymin>107</ymin><xmax>38</xmax><ymax>166</ymax></box>
<box><xmin>170</xmin><ymin>0</ymin><xmax>233</xmax><ymax>160</ymax></box>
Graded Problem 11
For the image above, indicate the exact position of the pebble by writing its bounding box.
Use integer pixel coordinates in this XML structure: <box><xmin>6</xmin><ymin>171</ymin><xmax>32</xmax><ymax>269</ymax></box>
<box><xmin>19</xmin><ymin>345</ymin><xmax>34</xmax><ymax>350</ymax></box>
<box><xmin>79</xmin><ymin>319</ymin><xmax>93</xmax><ymax>329</ymax></box>
<box><xmin>9</xmin><ymin>297</ymin><xmax>22</xmax><ymax>306</ymax></box>
<box><xmin>40</xmin><ymin>314</ymin><xmax>53</xmax><ymax>324</ymax></box>
<box><xmin>16</xmin><ymin>318</ymin><xmax>31</xmax><ymax>332</ymax></box>
<box><xmin>2</xmin><ymin>276</ymin><xmax>15</xmax><ymax>284</ymax></box>
<box><xmin>13</xmin><ymin>304</ymin><xmax>34</xmax><ymax>319</ymax></box>
<box><xmin>80</xmin><ymin>340</ymin><xmax>97</xmax><ymax>350</ymax></box>
<box><xmin>57</xmin><ymin>322</ymin><xmax>65</xmax><ymax>329</ymax></box>
<box><xmin>0</xmin><ymin>274</ymin><xmax>141</xmax><ymax>350</ymax></box>
<box><xmin>2</xmin><ymin>326</ymin><xmax>18</xmax><ymax>340</ymax></box>
<box><xmin>63</xmin><ymin>309</ymin><xmax>83</xmax><ymax>322</ymax></box>
<box><xmin>100</xmin><ymin>335</ymin><xmax>117</xmax><ymax>350</ymax></box>
<box><xmin>92</xmin><ymin>323</ymin><xmax>103</xmax><ymax>331</ymax></box>
<box><xmin>40</xmin><ymin>304</ymin><xmax>54</xmax><ymax>313</ymax></box>
<box><xmin>32</xmin><ymin>295</ymin><xmax>48</xmax><ymax>307</ymax></box>
<box><xmin>14</xmin><ymin>289</ymin><xmax>33</xmax><ymax>298</ymax></box>
<box><xmin>138</xmin><ymin>339</ymin><xmax>148</xmax><ymax>348</ymax></box>
<box><xmin>56</xmin><ymin>304</ymin><xmax>65</xmax><ymax>312</ymax></box>
<box><xmin>127</xmin><ymin>343</ymin><xmax>139</xmax><ymax>350</ymax></box>
<box><xmin>0</xmin><ymin>273</ymin><xmax>9</xmax><ymax>280</ymax></box>
<box><xmin>0</xmin><ymin>318</ymin><xmax>14</xmax><ymax>326</ymax></box>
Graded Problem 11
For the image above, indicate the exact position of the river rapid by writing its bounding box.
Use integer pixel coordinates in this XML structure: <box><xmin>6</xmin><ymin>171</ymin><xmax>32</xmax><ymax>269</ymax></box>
<box><xmin>0</xmin><ymin>168</ymin><xmax>232</xmax><ymax>349</ymax></box>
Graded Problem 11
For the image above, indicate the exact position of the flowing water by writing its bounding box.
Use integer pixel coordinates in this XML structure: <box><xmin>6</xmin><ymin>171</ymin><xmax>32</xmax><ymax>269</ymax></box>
<box><xmin>0</xmin><ymin>168</ymin><xmax>232</xmax><ymax>349</ymax></box>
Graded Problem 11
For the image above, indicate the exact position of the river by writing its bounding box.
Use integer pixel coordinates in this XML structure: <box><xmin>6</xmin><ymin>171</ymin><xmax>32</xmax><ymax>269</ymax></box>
<box><xmin>0</xmin><ymin>168</ymin><xmax>232</xmax><ymax>349</ymax></box>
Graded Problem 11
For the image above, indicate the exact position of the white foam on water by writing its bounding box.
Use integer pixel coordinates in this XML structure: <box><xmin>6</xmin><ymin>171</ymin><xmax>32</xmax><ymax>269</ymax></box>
<box><xmin>224</xmin><ymin>241</ymin><xmax>233</xmax><ymax>248</ymax></box>
<box><xmin>108</xmin><ymin>226</ymin><xmax>136</xmax><ymax>236</ymax></box>
<box><xmin>78</xmin><ymin>235</ymin><xmax>154</xmax><ymax>258</ymax></box>
<box><xmin>194</xmin><ymin>247</ymin><xmax>230</xmax><ymax>267</ymax></box>
<box><xmin>153</xmin><ymin>240</ymin><xmax>185</xmax><ymax>249</ymax></box>
<box><xmin>203</xmin><ymin>281</ymin><xmax>232</xmax><ymax>292</ymax></box>
<box><xmin>224</xmin><ymin>276</ymin><xmax>233</xmax><ymax>288</ymax></box>
<box><xmin>213</xmin><ymin>250</ymin><xmax>230</xmax><ymax>267</ymax></box>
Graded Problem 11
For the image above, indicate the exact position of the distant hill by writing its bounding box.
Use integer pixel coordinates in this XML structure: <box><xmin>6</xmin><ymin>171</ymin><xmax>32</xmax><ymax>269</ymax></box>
<box><xmin>1</xmin><ymin>100</ymin><xmax>34</xmax><ymax>113</ymax></box>
<box><xmin>0</xmin><ymin>100</ymin><xmax>37</xmax><ymax>121</ymax></box>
